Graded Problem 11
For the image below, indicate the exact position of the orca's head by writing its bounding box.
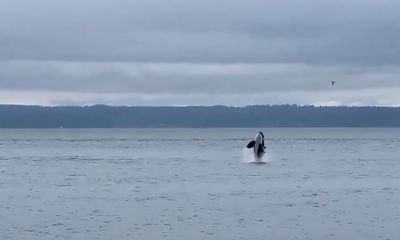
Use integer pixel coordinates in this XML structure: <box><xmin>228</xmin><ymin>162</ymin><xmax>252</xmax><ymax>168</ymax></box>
<box><xmin>258</xmin><ymin>131</ymin><xmax>264</xmax><ymax>139</ymax></box>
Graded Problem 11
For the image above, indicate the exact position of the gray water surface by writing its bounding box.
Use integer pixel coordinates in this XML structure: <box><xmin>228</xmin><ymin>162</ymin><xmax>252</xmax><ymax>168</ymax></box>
<box><xmin>1</xmin><ymin>128</ymin><xmax>400</xmax><ymax>239</ymax></box>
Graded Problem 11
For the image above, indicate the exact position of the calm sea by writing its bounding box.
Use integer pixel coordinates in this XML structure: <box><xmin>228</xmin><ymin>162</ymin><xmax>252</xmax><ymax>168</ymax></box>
<box><xmin>1</xmin><ymin>128</ymin><xmax>399</xmax><ymax>239</ymax></box>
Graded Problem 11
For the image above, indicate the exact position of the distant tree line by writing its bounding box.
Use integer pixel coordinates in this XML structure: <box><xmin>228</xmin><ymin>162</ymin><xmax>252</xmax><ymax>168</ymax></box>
<box><xmin>0</xmin><ymin>104</ymin><xmax>399</xmax><ymax>128</ymax></box>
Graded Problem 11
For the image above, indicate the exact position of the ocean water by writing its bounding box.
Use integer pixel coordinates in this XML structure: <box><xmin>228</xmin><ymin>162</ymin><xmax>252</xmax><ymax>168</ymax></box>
<box><xmin>1</xmin><ymin>128</ymin><xmax>399</xmax><ymax>240</ymax></box>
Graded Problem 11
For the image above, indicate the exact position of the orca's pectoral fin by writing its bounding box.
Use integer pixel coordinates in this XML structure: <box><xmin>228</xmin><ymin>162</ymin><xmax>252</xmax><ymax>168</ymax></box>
<box><xmin>247</xmin><ymin>140</ymin><xmax>255</xmax><ymax>148</ymax></box>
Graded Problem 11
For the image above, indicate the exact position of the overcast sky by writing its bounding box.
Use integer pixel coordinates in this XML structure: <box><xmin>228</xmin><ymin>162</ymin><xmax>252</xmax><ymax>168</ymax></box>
<box><xmin>1</xmin><ymin>0</ymin><xmax>399</xmax><ymax>106</ymax></box>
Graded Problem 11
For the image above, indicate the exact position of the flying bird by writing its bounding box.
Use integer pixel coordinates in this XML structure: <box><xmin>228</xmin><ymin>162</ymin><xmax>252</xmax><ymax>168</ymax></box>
<box><xmin>331</xmin><ymin>81</ymin><xmax>336</xmax><ymax>86</ymax></box>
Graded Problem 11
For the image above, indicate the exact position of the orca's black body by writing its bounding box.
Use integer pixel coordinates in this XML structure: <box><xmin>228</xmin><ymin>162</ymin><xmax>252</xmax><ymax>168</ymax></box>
<box><xmin>247</xmin><ymin>132</ymin><xmax>266</xmax><ymax>160</ymax></box>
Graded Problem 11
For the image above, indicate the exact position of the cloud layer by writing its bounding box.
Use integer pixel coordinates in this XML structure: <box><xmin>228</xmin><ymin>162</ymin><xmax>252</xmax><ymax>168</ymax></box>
<box><xmin>0</xmin><ymin>0</ymin><xmax>399</xmax><ymax>106</ymax></box>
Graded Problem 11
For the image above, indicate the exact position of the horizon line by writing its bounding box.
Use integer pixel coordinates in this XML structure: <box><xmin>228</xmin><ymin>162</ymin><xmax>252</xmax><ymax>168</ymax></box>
<box><xmin>1</xmin><ymin>104</ymin><xmax>399</xmax><ymax>108</ymax></box>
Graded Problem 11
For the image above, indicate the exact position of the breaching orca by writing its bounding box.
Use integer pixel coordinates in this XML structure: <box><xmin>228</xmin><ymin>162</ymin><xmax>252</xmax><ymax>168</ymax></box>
<box><xmin>247</xmin><ymin>132</ymin><xmax>266</xmax><ymax>160</ymax></box>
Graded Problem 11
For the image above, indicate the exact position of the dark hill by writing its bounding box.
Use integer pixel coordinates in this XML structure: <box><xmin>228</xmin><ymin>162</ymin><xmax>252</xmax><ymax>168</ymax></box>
<box><xmin>0</xmin><ymin>104</ymin><xmax>399</xmax><ymax>128</ymax></box>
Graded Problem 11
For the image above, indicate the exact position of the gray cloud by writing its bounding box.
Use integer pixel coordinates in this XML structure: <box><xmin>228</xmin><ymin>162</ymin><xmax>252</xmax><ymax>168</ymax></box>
<box><xmin>1</xmin><ymin>0</ymin><xmax>400</xmax><ymax>106</ymax></box>
<box><xmin>1</xmin><ymin>0</ymin><xmax>399</xmax><ymax>64</ymax></box>
<box><xmin>1</xmin><ymin>61</ymin><xmax>400</xmax><ymax>93</ymax></box>
<box><xmin>1</xmin><ymin>61</ymin><xmax>400</xmax><ymax>106</ymax></box>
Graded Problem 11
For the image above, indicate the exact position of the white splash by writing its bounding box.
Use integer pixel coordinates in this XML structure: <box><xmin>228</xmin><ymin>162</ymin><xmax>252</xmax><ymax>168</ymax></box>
<box><xmin>241</xmin><ymin>147</ymin><xmax>271</xmax><ymax>164</ymax></box>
